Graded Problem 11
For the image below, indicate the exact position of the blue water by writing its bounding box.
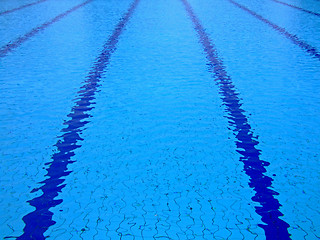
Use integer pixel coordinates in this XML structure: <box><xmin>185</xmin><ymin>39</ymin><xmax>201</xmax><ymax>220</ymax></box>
<box><xmin>0</xmin><ymin>0</ymin><xmax>319</xmax><ymax>239</ymax></box>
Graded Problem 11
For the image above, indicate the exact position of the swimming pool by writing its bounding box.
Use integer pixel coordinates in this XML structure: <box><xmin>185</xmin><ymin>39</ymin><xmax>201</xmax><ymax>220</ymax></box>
<box><xmin>0</xmin><ymin>0</ymin><xmax>319</xmax><ymax>239</ymax></box>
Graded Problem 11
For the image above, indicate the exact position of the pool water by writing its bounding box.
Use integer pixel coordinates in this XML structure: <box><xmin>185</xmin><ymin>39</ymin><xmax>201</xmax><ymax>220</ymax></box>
<box><xmin>0</xmin><ymin>0</ymin><xmax>319</xmax><ymax>239</ymax></box>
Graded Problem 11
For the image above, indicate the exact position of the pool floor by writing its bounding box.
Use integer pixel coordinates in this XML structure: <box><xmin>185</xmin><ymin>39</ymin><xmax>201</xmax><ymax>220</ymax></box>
<box><xmin>1</xmin><ymin>0</ymin><xmax>320</xmax><ymax>239</ymax></box>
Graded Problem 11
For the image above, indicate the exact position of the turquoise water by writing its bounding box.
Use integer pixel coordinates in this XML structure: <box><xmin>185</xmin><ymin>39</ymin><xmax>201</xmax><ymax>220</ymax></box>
<box><xmin>0</xmin><ymin>0</ymin><xmax>319</xmax><ymax>239</ymax></box>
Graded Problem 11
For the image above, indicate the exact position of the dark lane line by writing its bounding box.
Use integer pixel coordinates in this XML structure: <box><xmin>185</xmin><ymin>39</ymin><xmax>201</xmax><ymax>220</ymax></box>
<box><xmin>0</xmin><ymin>0</ymin><xmax>93</xmax><ymax>58</ymax></box>
<box><xmin>0</xmin><ymin>0</ymin><xmax>48</xmax><ymax>16</ymax></box>
<box><xmin>180</xmin><ymin>0</ymin><xmax>291</xmax><ymax>239</ymax></box>
<box><xmin>228</xmin><ymin>0</ymin><xmax>320</xmax><ymax>61</ymax></box>
<box><xmin>272</xmin><ymin>0</ymin><xmax>320</xmax><ymax>17</ymax></box>
<box><xmin>7</xmin><ymin>0</ymin><xmax>140</xmax><ymax>239</ymax></box>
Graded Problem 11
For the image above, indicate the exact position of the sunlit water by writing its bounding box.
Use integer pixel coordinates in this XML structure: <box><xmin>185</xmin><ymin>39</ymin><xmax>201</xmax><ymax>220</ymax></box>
<box><xmin>0</xmin><ymin>0</ymin><xmax>319</xmax><ymax>239</ymax></box>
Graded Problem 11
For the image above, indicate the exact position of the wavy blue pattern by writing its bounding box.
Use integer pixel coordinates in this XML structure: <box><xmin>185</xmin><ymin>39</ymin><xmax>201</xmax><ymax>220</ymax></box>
<box><xmin>180</xmin><ymin>0</ymin><xmax>291</xmax><ymax>238</ymax></box>
<box><xmin>12</xmin><ymin>0</ymin><xmax>140</xmax><ymax>238</ymax></box>
<box><xmin>228</xmin><ymin>0</ymin><xmax>320</xmax><ymax>62</ymax></box>
<box><xmin>0</xmin><ymin>0</ymin><xmax>93</xmax><ymax>58</ymax></box>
